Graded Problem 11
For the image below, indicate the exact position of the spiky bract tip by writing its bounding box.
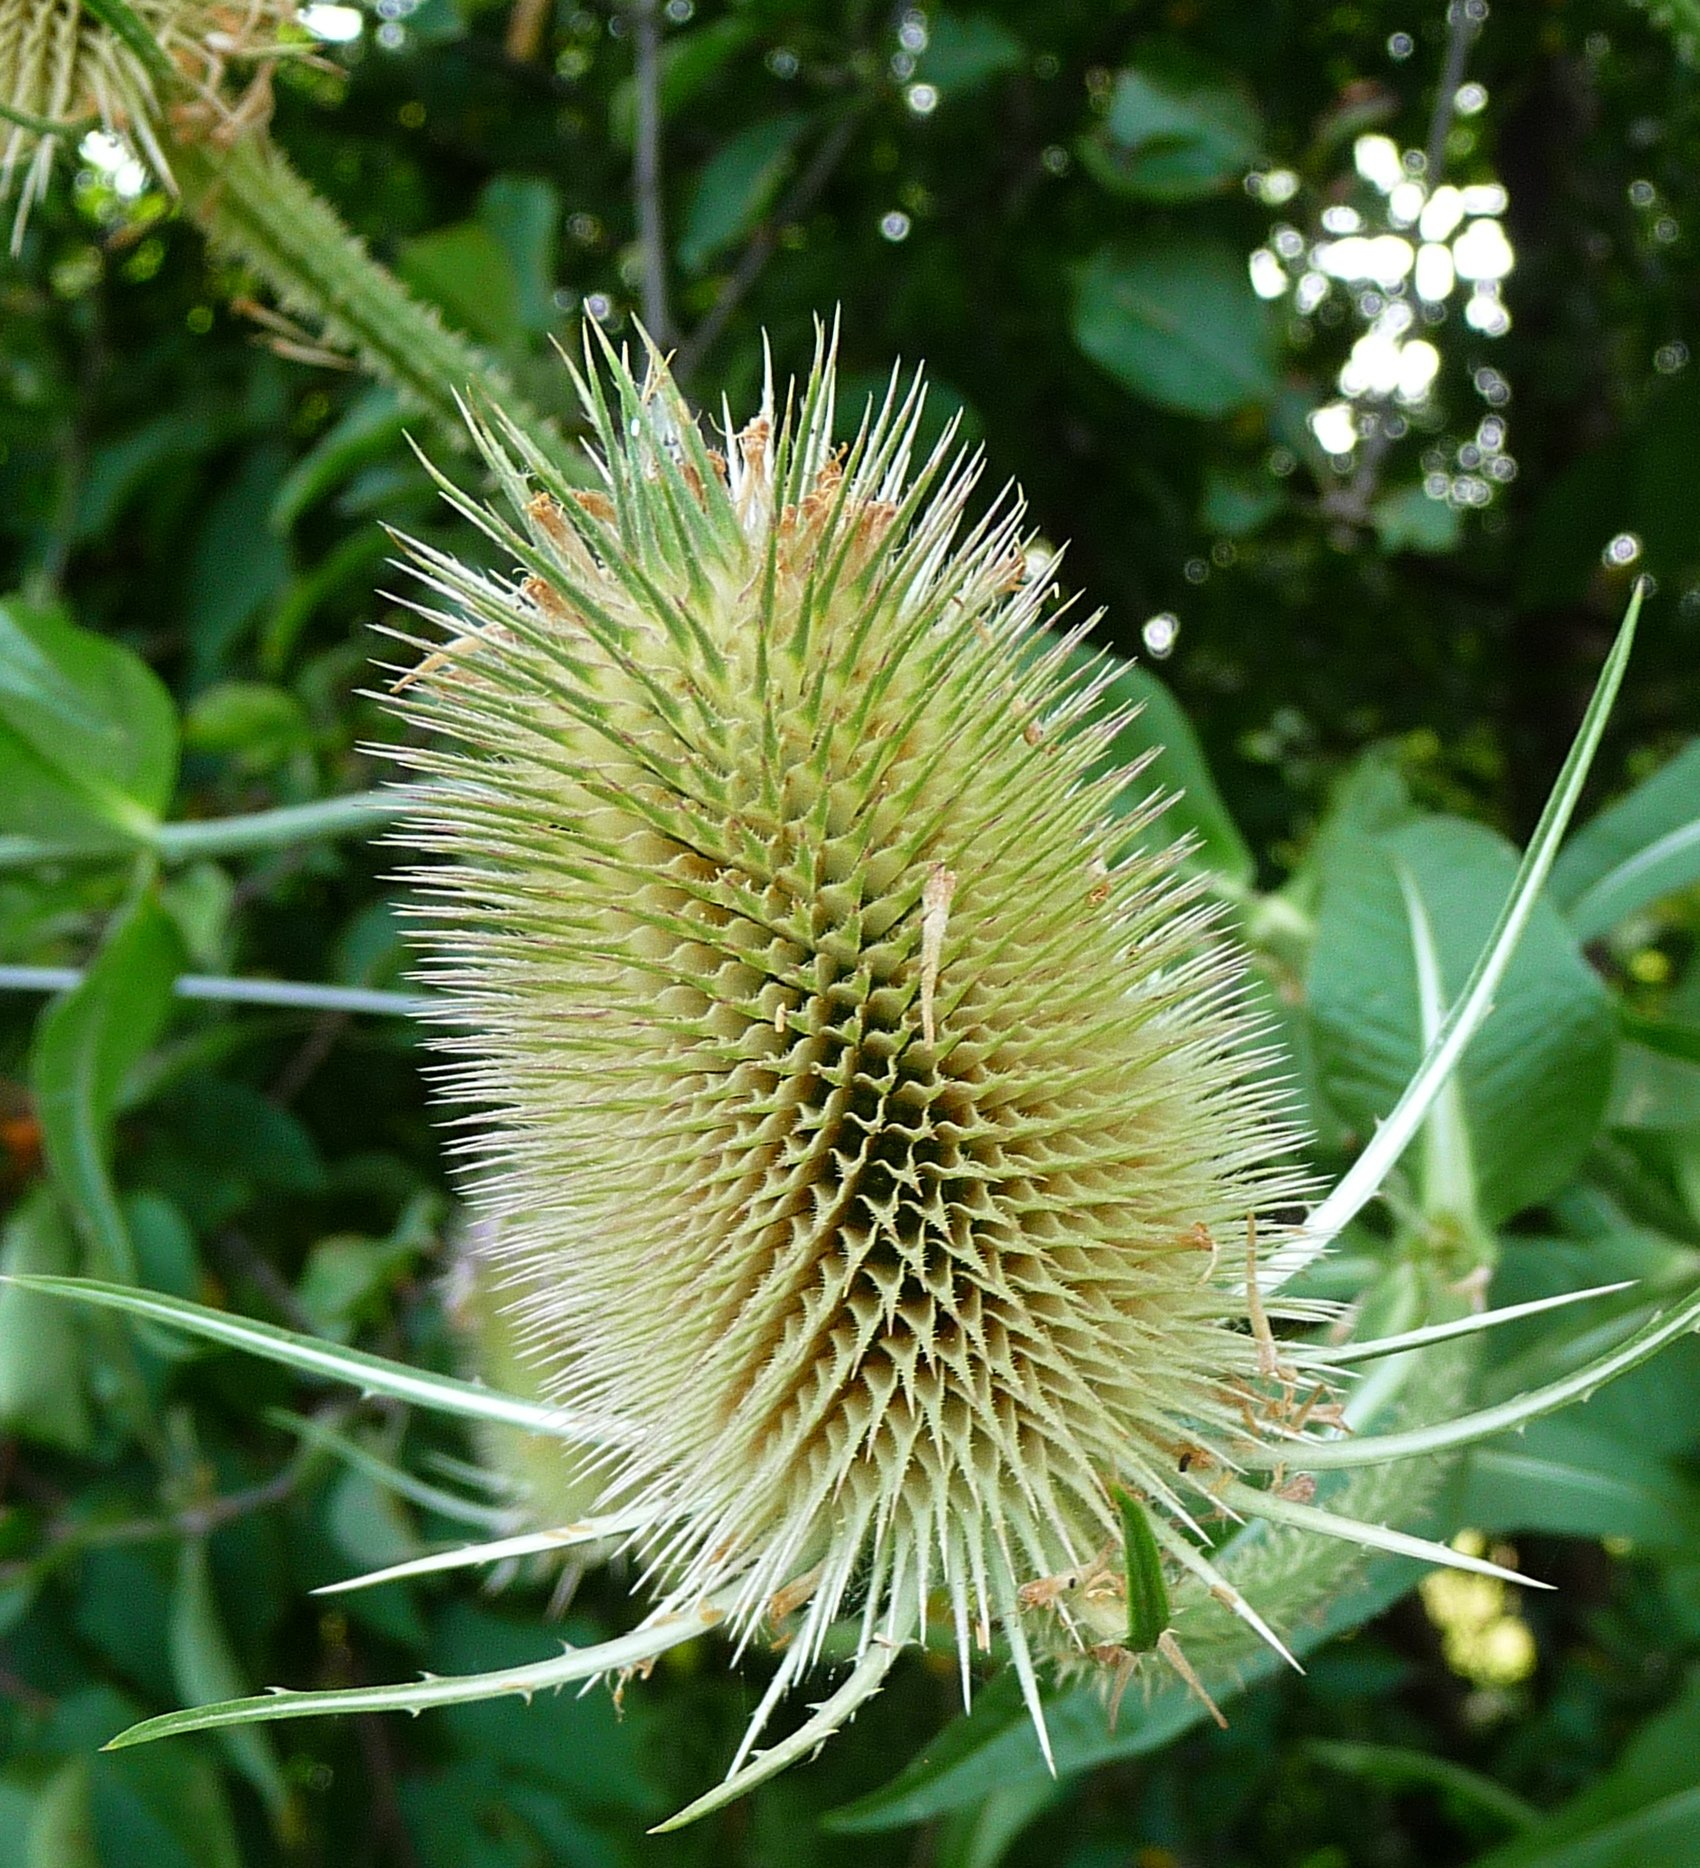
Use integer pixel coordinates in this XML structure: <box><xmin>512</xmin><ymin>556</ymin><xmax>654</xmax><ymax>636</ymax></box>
<box><xmin>386</xmin><ymin>325</ymin><xmax>1313</xmax><ymax>1730</ymax></box>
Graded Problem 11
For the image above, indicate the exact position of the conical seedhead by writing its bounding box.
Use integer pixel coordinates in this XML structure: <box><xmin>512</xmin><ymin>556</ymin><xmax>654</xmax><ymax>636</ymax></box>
<box><xmin>0</xmin><ymin>0</ymin><xmax>297</xmax><ymax>242</ymax></box>
<box><xmin>386</xmin><ymin>327</ymin><xmax>1311</xmax><ymax>1720</ymax></box>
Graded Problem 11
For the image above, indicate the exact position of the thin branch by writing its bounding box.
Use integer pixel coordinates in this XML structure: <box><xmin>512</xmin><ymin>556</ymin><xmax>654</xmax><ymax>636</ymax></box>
<box><xmin>630</xmin><ymin>0</ymin><xmax>672</xmax><ymax>346</ymax></box>
<box><xmin>675</xmin><ymin>108</ymin><xmax>866</xmax><ymax>382</ymax></box>
<box><xmin>0</xmin><ymin>966</ymin><xmax>425</xmax><ymax>1017</ymax></box>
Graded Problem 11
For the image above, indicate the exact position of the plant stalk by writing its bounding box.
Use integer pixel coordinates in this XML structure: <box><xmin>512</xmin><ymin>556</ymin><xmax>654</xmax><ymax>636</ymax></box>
<box><xmin>166</xmin><ymin>134</ymin><xmax>576</xmax><ymax>475</ymax></box>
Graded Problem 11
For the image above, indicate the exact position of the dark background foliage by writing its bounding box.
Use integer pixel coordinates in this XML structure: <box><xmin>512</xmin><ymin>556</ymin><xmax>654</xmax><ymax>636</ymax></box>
<box><xmin>1</xmin><ymin>1</ymin><xmax>1699</xmax><ymax>1864</ymax></box>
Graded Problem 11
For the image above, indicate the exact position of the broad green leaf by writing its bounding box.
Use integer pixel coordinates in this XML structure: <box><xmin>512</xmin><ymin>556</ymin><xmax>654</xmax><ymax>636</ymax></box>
<box><xmin>1549</xmin><ymin>740</ymin><xmax>1700</xmax><ymax>941</ymax></box>
<box><xmin>1470</xmin><ymin>1675</ymin><xmax>1700</xmax><ymax>1868</ymax></box>
<box><xmin>1074</xmin><ymin>239</ymin><xmax>1278</xmax><ymax>417</ymax></box>
<box><xmin>678</xmin><ymin>114</ymin><xmax>809</xmax><ymax>273</ymax></box>
<box><xmin>479</xmin><ymin>175</ymin><xmax>561</xmax><ymax>337</ymax></box>
<box><xmin>0</xmin><ymin>1775</ymin><xmax>38</xmax><ymax>1868</ymax></box>
<box><xmin>1200</xmin><ymin>466</ymin><xmax>1283</xmax><ymax>537</ymax></box>
<box><xmin>0</xmin><ymin>1189</ymin><xmax>94</xmax><ymax>1451</ymax></box>
<box><xmin>1080</xmin><ymin>63</ymin><xmax>1260</xmax><ymax>201</ymax></box>
<box><xmin>30</xmin><ymin>895</ymin><xmax>184</xmax><ymax>1279</ymax></box>
<box><xmin>1620</xmin><ymin>1004</ymin><xmax>1700</xmax><ymax>1066</ymax></box>
<box><xmin>1460</xmin><ymin>1417</ymin><xmax>1700</xmax><ymax>1549</ymax></box>
<box><xmin>935</xmin><ymin>1776</ymin><xmax>1065</xmax><ymax>1868</ymax></box>
<box><xmin>1307</xmin><ymin>817</ymin><xmax>1614</xmax><ymax>1225</ymax></box>
<box><xmin>0</xmin><ymin>598</ymin><xmax>177</xmax><ymax>852</ymax></box>
<box><xmin>1606</xmin><ymin>1042</ymin><xmax>1700</xmax><ymax>1131</ymax></box>
<box><xmin>397</xmin><ymin>222</ymin><xmax>525</xmax><ymax>352</ymax></box>
<box><xmin>1059</xmin><ymin>641</ymin><xmax>1254</xmax><ymax>882</ymax></box>
<box><xmin>91</xmin><ymin>1743</ymin><xmax>243</xmax><ymax>1868</ymax></box>
<box><xmin>259</xmin><ymin>525</ymin><xmax>391</xmax><ymax>674</ymax></box>
<box><xmin>1487</xmin><ymin>1237</ymin><xmax>1700</xmax><ymax>1461</ymax></box>
<box><xmin>916</xmin><ymin>12</ymin><xmax>1025</xmax><ymax>93</ymax></box>
<box><xmin>169</xmin><ymin>1544</ymin><xmax>289</xmax><ymax>1822</ymax></box>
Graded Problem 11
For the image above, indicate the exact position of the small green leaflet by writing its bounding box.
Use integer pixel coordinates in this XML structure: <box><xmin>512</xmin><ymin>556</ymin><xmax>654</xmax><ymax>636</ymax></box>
<box><xmin>1113</xmin><ymin>1487</ymin><xmax>1170</xmax><ymax>1653</ymax></box>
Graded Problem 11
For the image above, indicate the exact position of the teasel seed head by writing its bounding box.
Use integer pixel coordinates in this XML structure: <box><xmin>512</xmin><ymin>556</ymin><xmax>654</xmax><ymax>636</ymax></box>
<box><xmin>386</xmin><ymin>324</ymin><xmax>1321</xmax><ymax>1757</ymax></box>
<box><xmin>0</xmin><ymin>0</ymin><xmax>299</xmax><ymax>243</ymax></box>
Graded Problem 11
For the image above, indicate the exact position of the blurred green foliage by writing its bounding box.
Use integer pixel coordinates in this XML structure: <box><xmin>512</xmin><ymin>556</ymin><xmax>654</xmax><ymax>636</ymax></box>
<box><xmin>1</xmin><ymin>0</ymin><xmax>1699</xmax><ymax>1863</ymax></box>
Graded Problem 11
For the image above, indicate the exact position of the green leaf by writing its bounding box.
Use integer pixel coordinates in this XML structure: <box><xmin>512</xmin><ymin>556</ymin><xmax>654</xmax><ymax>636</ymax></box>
<box><xmin>92</xmin><ymin>1742</ymin><xmax>243</xmax><ymax>1868</ymax></box>
<box><xmin>1470</xmin><ymin>1674</ymin><xmax>1700</xmax><ymax>1868</ymax></box>
<box><xmin>169</xmin><ymin>1544</ymin><xmax>289</xmax><ymax>1822</ymax></box>
<box><xmin>397</xmin><ymin>222</ymin><xmax>525</xmax><ymax>353</ymax></box>
<box><xmin>1307</xmin><ymin>817</ymin><xmax>1615</xmax><ymax>1226</ymax></box>
<box><xmin>0</xmin><ymin>597</ymin><xmax>177</xmax><ymax>852</ymax></box>
<box><xmin>1059</xmin><ymin>641</ymin><xmax>1255</xmax><ymax>883</ymax></box>
<box><xmin>27</xmin><ymin>1759</ymin><xmax>98</xmax><ymax>1868</ymax></box>
<box><xmin>0</xmin><ymin>1189</ymin><xmax>94</xmax><ymax>1451</ymax></box>
<box><xmin>1309</xmin><ymin>1741</ymin><xmax>1538</xmax><ymax>1833</ymax></box>
<box><xmin>182</xmin><ymin>682</ymin><xmax>311</xmax><ymax>771</ymax></box>
<box><xmin>915</xmin><ymin>12</ymin><xmax>1025</xmax><ymax>94</ymax></box>
<box><xmin>1080</xmin><ymin>63</ymin><xmax>1260</xmax><ymax>201</ymax></box>
<box><xmin>1606</xmin><ymin>1042</ymin><xmax>1700</xmax><ymax>1131</ymax></box>
<box><xmin>608</xmin><ymin>15</ymin><xmax>754</xmax><ymax>145</ymax></box>
<box><xmin>1074</xmin><ymin>239</ymin><xmax>1278</xmax><ymax>417</ymax></box>
<box><xmin>183</xmin><ymin>450</ymin><xmax>292</xmax><ymax>681</ymax></box>
<box><xmin>678</xmin><ymin>114</ymin><xmax>809</xmax><ymax>273</ymax></box>
<box><xmin>269</xmin><ymin>389</ymin><xmax>406</xmax><ymax>534</ymax></box>
<box><xmin>1371</xmin><ymin>483</ymin><xmax>1464</xmax><ymax>555</ymax></box>
<box><xmin>30</xmin><ymin>894</ymin><xmax>185</xmax><ymax>1279</ymax></box>
<box><xmin>1549</xmin><ymin>740</ymin><xmax>1700</xmax><ymax>941</ymax></box>
<box><xmin>479</xmin><ymin>176</ymin><xmax>561</xmax><ymax>338</ymax></box>
<box><xmin>1200</xmin><ymin>466</ymin><xmax>1283</xmax><ymax>538</ymax></box>
<box><xmin>935</xmin><ymin>1777</ymin><xmax>1065</xmax><ymax>1868</ymax></box>
<box><xmin>1460</xmin><ymin>1417</ymin><xmax>1700</xmax><ymax>1550</ymax></box>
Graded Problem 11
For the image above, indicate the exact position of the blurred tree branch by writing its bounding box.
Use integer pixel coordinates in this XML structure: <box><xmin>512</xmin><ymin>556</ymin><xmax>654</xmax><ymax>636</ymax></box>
<box><xmin>630</xmin><ymin>0</ymin><xmax>673</xmax><ymax>346</ymax></box>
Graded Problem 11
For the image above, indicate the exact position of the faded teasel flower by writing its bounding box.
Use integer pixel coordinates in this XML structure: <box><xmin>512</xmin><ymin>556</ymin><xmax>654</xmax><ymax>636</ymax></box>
<box><xmin>0</xmin><ymin>0</ymin><xmax>299</xmax><ymax>243</ymax></box>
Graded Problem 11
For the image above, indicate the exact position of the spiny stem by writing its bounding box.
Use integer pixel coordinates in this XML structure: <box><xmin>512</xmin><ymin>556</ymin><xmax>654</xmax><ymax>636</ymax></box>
<box><xmin>167</xmin><ymin>136</ymin><xmax>574</xmax><ymax>473</ymax></box>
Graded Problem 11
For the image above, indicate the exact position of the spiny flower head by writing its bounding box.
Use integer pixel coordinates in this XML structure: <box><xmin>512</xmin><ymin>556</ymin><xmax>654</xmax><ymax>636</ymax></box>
<box><xmin>0</xmin><ymin>0</ymin><xmax>298</xmax><ymax>242</ymax></box>
<box><xmin>386</xmin><ymin>326</ymin><xmax>1321</xmax><ymax>1759</ymax></box>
